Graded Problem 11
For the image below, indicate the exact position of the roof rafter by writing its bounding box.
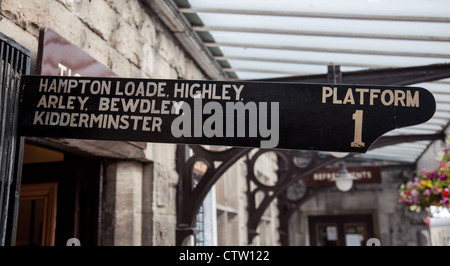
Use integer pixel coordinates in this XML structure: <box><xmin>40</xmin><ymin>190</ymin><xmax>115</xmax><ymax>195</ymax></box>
<box><xmin>204</xmin><ymin>42</ymin><xmax>450</xmax><ymax>59</ymax></box>
<box><xmin>193</xmin><ymin>25</ymin><xmax>450</xmax><ymax>42</ymax></box>
<box><xmin>214</xmin><ymin>55</ymin><xmax>392</xmax><ymax>69</ymax></box>
<box><xmin>180</xmin><ymin>7</ymin><xmax>450</xmax><ymax>23</ymax></box>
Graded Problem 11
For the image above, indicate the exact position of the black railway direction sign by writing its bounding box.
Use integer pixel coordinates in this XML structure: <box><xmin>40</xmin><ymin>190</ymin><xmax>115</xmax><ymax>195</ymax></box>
<box><xmin>18</xmin><ymin>75</ymin><xmax>436</xmax><ymax>153</ymax></box>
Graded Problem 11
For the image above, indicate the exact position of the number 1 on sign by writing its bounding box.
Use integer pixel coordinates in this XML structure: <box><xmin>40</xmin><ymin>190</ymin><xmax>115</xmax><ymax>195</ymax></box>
<box><xmin>351</xmin><ymin>110</ymin><xmax>365</xmax><ymax>148</ymax></box>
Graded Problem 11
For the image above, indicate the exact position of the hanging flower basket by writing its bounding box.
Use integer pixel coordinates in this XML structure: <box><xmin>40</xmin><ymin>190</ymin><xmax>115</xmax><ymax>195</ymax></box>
<box><xmin>398</xmin><ymin>136</ymin><xmax>450</xmax><ymax>213</ymax></box>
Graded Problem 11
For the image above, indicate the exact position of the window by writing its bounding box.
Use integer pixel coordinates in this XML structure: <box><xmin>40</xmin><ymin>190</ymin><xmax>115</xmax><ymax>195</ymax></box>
<box><xmin>308</xmin><ymin>214</ymin><xmax>374</xmax><ymax>246</ymax></box>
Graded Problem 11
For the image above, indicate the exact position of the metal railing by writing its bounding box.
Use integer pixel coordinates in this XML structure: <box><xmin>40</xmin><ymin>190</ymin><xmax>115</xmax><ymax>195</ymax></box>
<box><xmin>0</xmin><ymin>32</ymin><xmax>30</xmax><ymax>246</ymax></box>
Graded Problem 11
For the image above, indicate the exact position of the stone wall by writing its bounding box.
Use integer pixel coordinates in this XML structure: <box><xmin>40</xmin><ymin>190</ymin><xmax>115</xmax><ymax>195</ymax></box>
<box><xmin>0</xmin><ymin>0</ymin><xmax>206</xmax><ymax>245</ymax></box>
<box><xmin>290</xmin><ymin>167</ymin><xmax>430</xmax><ymax>246</ymax></box>
<box><xmin>0</xmin><ymin>0</ymin><xmax>206</xmax><ymax>80</ymax></box>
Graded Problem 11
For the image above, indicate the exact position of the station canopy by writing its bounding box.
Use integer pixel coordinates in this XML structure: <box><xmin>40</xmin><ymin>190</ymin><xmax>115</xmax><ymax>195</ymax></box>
<box><xmin>147</xmin><ymin>0</ymin><xmax>450</xmax><ymax>165</ymax></box>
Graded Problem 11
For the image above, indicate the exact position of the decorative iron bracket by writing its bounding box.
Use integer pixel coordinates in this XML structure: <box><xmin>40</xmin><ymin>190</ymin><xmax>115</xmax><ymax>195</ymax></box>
<box><xmin>278</xmin><ymin>185</ymin><xmax>319</xmax><ymax>246</ymax></box>
<box><xmin>245</xmin><ymin>149</ymin><xmax>347</xmax><ymax>243</ymax></box>
<box><xmin>175</xmin><ymin>144</ymin><xmax>252</xmax><ymax>245</ymax></box>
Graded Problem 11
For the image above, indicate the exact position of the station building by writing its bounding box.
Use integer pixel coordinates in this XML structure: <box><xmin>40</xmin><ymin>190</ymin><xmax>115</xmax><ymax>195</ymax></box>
<box><xmin>1</xmin><ymin>0</ymin><xmax>449</xmax><ymax>246</ymax></box>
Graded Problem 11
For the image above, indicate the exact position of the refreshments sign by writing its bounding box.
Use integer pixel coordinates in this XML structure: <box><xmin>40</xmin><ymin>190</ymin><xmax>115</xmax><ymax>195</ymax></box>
<box><xmin>305</xmin><ymin>166</ymin><xmax>382</xmax><ymax>187</ymax></box>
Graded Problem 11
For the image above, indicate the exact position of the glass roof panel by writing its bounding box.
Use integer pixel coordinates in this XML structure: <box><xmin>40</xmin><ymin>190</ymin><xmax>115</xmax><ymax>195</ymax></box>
<box><xmin>196</xmin><ymin>13</ymin><xmax>450</xmax><ymax>40</ymax></box>
<box><xmin>233</xmin><ymin>72</ymin><xmax>291</xmax><ymax>80</ymax></box>
<box><xmin>418</xmin><ymin>82</ymin><xmax>450</xmax><ymax>94</ymax></box>
<box><xmin>226</xmin><ymin>59</ymin><xmax>362</xmax><ymax>75</ymax></box>
<box><xmin>209</xmin><ymin>31</ymin><xmax>450</xmax><ymax>57</ymax></box>
<box><xmin>187</xmin><ymin>0</ymin><xmax>450</xmax><ymax>19</ymax></box>
<box><xmin>218</xmin><ymin>46</ymin><xmax>447</xmax><ymax>71</ymax></box>
<box><xmin>174</xmin><ymin>0</ymin><xmax>450</xmax><ymax>164</ymax></box>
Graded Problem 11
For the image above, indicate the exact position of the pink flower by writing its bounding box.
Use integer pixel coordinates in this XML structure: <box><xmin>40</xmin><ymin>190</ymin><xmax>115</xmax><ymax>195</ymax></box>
<box><xmin>443</xmin><ymin>188</ymin><xmax>449</xmax><ymax>198</ymax></box>
<box><xmin>407</xmin><ymin>181</ymin><xmax>414</xmax><ymax>189</ymax></box>
<box><xmin>432</xmin><ymin>186</ymin><xmax>442</xmax><ymax>195</ymax></box>
<box><xmin>440</xmin><ymin>198</ymin><xmax>449</xmax><ymax>206</ymax></box>
<box><xmin>429</xmin><ymin>171</ymin><xmax>438</xmax><ymax>179</ymax></box>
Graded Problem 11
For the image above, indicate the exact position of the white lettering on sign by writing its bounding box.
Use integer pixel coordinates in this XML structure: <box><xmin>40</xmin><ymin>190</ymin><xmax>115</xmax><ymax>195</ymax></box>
<box><xmin>36</xmin><ymin>95</ymin><xmax>89</xmax><ymax>110</ymax></box>
<box><xmin>33</xmin><ymin>111</ymin><xmax>162</xmax><ymax>132</ymax></box>
<box><xmin>173</xmin><ymin>83</ymin><xmax>244</xmax><ymax>101</ymax></box>
<box><xmin>58</xmin><ymin>63</ymin><xmax>81</xmax><ymax>77</ymax></box>
<box><xmin>321</xmin><ymin>86</ymin><xmax>420</xmax><ymax>148</ymax></box>
<box><xmin>351</xmin><ymin>110</ymin><xmax>364</xmax><ymax>148</ymax></box>
<box><xmin>117</xmin><ymin>81</ymin><xmax>167</xmax><ymax>97</ymax></box>
<box><xmin>32</xmin><ymin>78</ymin><xmax>281</xmax><ymax>148</ymax></box>
<box><xmin>321</xmin><ymin>86</ymin><xmax>419</xmax><ymax>107</ymax></box>
<box><xmin>313</xmin><ymin>170</ymin><xmax>373</xmax><ymax>181</ymax></box>
<box><xmin>98</xmin><ymin>98</ymin><xmax>175</xmax><ymax>114</ymax></box>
